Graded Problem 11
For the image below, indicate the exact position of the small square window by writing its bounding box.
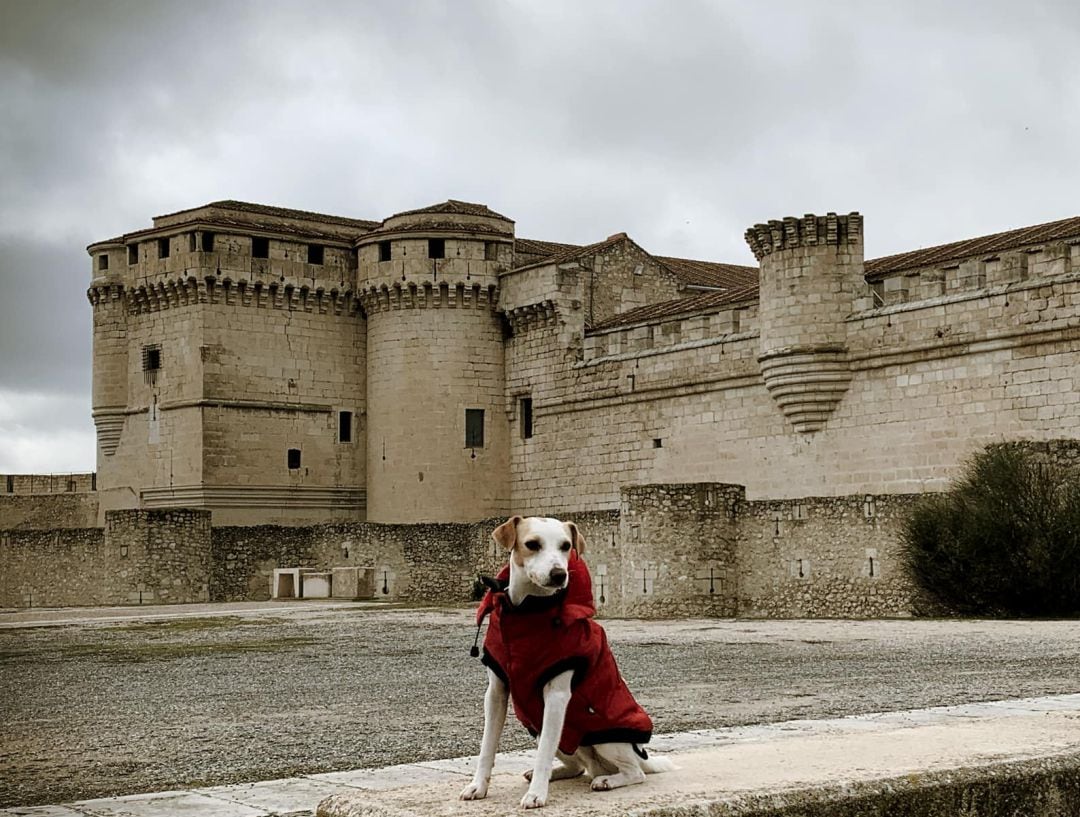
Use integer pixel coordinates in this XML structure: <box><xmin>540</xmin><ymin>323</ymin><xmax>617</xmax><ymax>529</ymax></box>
<box><xmin>142</xmin><ymin>345</ymin><xmax>162</xmax><ymax>372</ymax></box>
<box><xmin>98</xmin><ymin>254</ymin><xmax>109</xmax><ymax>271</ymax></box>
<box><xmin>339</xmin><ymin>410</ymin><xmax>352</xmax><ymax>443</ymax></box>
<box><xmin>520</xmin><ymin>397</ymin><xmax>533</xmax><ymax>439</ymax></box>
<box><xmin>379</xmin><ymin>241</ymin><xmax>392</xmax><ymax>261</ymax></box>
<box><xmin>308</xmin><ymin>244</ymin><xmax>324</xmax><ymax>265</ymax></box>
<box><xmin>157</xmin><ymin>237</ymin><xmax>170</xmax><ymax>259</ymax></box>
<box><xmin>465</xmin><ymin>409</ymin><xmax>484</xmax><ymax>448</ymax></box>
<box><xmin>128</xmin><ymin>244</ymin><xmax>139</xmax><ymax>265</ymax></box>
<box><xmin>201</xmin><ymin>232</ymin><xmax>215</xmax><ymax>252</ymax></box>
<box><xmin>428</xmin><ymin>238</ymin><xmax>445</xmax><ymax>259</ymax></box>
<box><xmin>653</xmin><ymin>438</ymin><xmax>663</xmax><ymax>448</ymax></box>
<box><xmin>484</xmin><ymin>241</ymin><xmax>498</xmax><ymax>261</ymax></box>
<box><xmin>252</xmin><ymin>236</ymin><xmax>270</xmax><ymax>258</ymax></box>
<box><xmin>287</xmin><ymin>448</ymin><xmax>301</xmax><ymax>470</ymax></box>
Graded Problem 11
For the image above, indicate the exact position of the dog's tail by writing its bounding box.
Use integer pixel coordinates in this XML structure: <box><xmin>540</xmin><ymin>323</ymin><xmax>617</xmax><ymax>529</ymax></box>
<box><xmin>633</xmin><ymin>746</ymin><xmax>676</xmax><ymax>775</ymax></box>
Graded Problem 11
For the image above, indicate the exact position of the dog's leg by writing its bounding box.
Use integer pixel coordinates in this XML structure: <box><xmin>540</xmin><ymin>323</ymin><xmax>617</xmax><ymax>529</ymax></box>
<box><xmin>520</xmin><ymin>669</ymin><xmax>573</xmax><ymax>809</ymax></box>
<box><xmin>523</xmin><ymin>750</ymin><xmax>585</xmax><ymax>783</ymax></box>
<box><xmin>460</xmin><ymin>669</ymin><xmax>508</xmax><ymax>801</ymax></box>
<box><xmin>589</xmin><ymin>743</ymin><xmax>647</xmax><ymax>791</ymax></box>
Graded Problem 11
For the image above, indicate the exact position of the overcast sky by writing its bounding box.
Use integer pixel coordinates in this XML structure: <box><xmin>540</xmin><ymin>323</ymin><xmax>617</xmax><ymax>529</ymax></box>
<box><xmin>1</xmin><ymin>0</ymin><xmax>1079</xmax><ymax>474</ymax></box>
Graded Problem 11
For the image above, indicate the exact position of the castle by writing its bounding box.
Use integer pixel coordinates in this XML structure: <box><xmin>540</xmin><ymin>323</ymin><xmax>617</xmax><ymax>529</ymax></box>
<box><xmin>1</xmin><ymin>199</ymin><xmax>1078</xmax><ymax>615</ymax></box>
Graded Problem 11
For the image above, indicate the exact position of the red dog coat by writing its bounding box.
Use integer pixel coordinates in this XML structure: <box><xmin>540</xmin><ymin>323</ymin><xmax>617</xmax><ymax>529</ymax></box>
<box><xmin>475</xmin><ymin>549</ymin><xmax>653</xmax><ymax>755</ymax></box>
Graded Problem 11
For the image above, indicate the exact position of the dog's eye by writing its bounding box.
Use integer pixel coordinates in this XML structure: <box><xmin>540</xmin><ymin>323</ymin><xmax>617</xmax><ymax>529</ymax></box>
<box><xmin>560</xmin><ymin>541</ymin><xmax>571</xmax><ymax>551</ymax></box>
<box><xmin>524</xmin><ymin>540</ymin><xmax>541</xmax><ymax>551</ymax></box>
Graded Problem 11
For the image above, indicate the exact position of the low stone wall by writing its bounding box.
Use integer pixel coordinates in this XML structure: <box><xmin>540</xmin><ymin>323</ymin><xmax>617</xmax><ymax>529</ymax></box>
<box><xmin>0</xmin><ymin>509</ymin><xmax>210</xmax><ymax>608</ymax></box>
<box><xmin>0</xmin><ymin>492</ymin><xmax>100</xmax><ymax>530</ymax></box>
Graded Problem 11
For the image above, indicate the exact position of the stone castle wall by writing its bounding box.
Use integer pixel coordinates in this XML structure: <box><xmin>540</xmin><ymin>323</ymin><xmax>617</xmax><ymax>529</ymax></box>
<box><xmin>0</xmin><ymin>509</ymin><xmax>211</xmax><ymax>608</ymax></box>
<box><xmin>0</xmin><ymin>473</ymin><xmax>99</xmax><ymax>530</ymax></box>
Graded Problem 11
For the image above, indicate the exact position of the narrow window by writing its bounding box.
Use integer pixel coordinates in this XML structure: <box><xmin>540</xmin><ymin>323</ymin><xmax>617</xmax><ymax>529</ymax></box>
<box><xmin>98</xmin><ymin>254</ymin><xmax>109</xmax><ymax>271</ymax></box>
<box><xmin>520</xmin><ymin>397</ymin><xmax>533</xmax><ymax>439</ymax></box>
<box><xmin>307</xmin><ymin>244</ymin><xmax>324</xmax><ymax>265</ymax></box>
<box><xmin>67</xmin><ymin>479</ymin><xmax>77</xmax><ymax>492</ymax></box>
<box><xmin>378</xmin><ymin>241</ymin><xmax>392</xmax><ymax>261</ymax></box>
<box><xmin>157</xmin><ymin>237</ymin><xmax>170</xmax><ymax>259</ymax></box>
<box><xmin>142</xmin><ymin>344</ymin><xmax>161</xmax><ymax>385</ymax></box>
<box><xmin>201</xmin><ymin>232</ymin><xmax>215</xmax><ymax>252</ymax></box>
<box><xmin>91</xmin><ymin>473</ymin><xmax>97</xmax><ymax>491</ymax></box>
<box><xmin>128</xmin><ymin>244</ymin><xmax>139</xmax><ymax>265</ymax></box>
<box><xmin>252</xmin><ymin>236</ymin><xmax>270</xmax><ymax>258</ymax></box>
<box><xmin>188</xmin><ymin>233</ymin><xmax>197</xmax><ymax>252</ymax></box>
<box><xmin>5</xmin><ymin>475</ymin><xmax>13</xmax><ymax>493</ymax></box>
<box><xmin>428</xmin><ymin>238</ymin><xmax>445</xmax><ymax>259</ymax></box>
<box><xmin>484</xmin><ymin>241</ymin><xmax>498</xmax><ymax>261</ymax></box>
<box><xmin>465</xmin><ymin>409</ymin><xmax>484</xmax><ymax>448</ymax></box>
<box><xmin>287</xmin><ymin>448</ymin><xmax>301</xmax><ymax>470</ymax></box>
<box><xmin>339</xmin><ymin>411</ymin><xmax>353</xmax><ymax>443</ymax></box>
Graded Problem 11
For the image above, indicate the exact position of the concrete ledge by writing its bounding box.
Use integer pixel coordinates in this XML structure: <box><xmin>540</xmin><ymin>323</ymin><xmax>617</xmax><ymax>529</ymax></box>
<box><xmin>316</xmin><ymin>708</ymin><xmax>1080</xmax><ymax>817</ymax></box>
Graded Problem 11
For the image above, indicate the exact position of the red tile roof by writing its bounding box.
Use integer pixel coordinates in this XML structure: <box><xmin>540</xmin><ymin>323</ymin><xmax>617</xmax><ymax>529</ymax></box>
<box><xmin>864</xmin><ymin>215</ymin><xmax>1080</xmax><ymax>281</ymax></box>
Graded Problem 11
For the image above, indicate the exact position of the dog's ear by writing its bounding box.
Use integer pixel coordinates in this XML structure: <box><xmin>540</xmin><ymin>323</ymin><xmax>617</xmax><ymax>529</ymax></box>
<box><xmin>565</xmin><ymin>521</ymin><xmax>586</xmax><ymax>555</ymax></box>
<box><xmin>492</xmin><ymin>516</ymin><xmax>522</xmax><ymax>551</ymax></box>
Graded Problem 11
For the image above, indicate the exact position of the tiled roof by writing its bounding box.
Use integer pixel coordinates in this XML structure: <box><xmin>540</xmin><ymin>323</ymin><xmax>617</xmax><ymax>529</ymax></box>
<box><xmin>513</xmin><ymin>237</ymin><xmax>582</xmax><ymax>265</ymax></box>
<box><xmin>864</xmin><ymin>215</ymin><xmax>1080</xmax><ymax>281</ymax></box>
<box><xmin>656</xmin><ymin>256</ymin><xmax>757</xmax><ymax>290</ymax></box>
<box><xmin>156</xmin><ymin>200</ymin><xmax>379</xmax><ymax>229</ymax></box>
<box><xmin>588</xmin><ymin>284</ymin><xmax>759</xmax><ymax>332</ymax></box>
<box><xmin>510</xmin><ymin>233</ymin><xmax>633</xmax><ymax>273</ymax></box>
<box><xmin>387</xmin><ymin>199</ymin><xmax>512</xmax><ymax>222</ymax></box>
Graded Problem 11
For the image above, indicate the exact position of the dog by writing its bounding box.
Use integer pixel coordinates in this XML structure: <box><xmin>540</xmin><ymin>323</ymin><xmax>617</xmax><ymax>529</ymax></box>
<box><xmin>461</xmin><ymin>516</ymin><xmax>673</xmax><ymax>809</ymax></box>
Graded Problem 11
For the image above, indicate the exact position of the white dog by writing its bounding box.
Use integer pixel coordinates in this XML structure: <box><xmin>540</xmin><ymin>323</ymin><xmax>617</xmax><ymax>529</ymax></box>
<box><xmin>461</xmin><ymin>516</ymin><xmax>673</xmax><ymax>809</ymax></box>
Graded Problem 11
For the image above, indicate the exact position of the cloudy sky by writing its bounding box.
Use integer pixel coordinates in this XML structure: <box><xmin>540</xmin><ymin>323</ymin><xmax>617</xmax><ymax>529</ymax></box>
<box><xmin>1</xmin><ymin>0</ymin><xmax>1078</xmax><ymax>474</ymax></box>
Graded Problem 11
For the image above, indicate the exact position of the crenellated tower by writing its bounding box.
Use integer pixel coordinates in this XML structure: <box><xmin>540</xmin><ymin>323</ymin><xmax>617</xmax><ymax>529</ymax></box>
<box><xmin>88</xmin><ymin>243</ymin><xmax>130</xmax><ymax>464</ymax></box>
<box><xmin>357</xmin><ymin>201</ymin><xmax>513</xmax><ymax>523</ymax></box>
<box><xmin>745</xmin><ymin>212</ymin><xmax>863</xmax><ymax>433</ymax></box>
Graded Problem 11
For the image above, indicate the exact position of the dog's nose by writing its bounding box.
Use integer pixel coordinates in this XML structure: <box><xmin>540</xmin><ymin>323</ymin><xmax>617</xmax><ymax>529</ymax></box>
<box><xmin>548</xmin><ymin>567</ymin><xmax>568</xmax><ymax>586</ymax></box>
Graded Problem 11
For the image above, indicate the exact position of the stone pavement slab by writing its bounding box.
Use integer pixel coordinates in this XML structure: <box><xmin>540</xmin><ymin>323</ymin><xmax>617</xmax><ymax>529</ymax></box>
<box><xmin>7</xmin><ymin>694</ymin><xmax>1079</xmax><ymax>817</ymax></box>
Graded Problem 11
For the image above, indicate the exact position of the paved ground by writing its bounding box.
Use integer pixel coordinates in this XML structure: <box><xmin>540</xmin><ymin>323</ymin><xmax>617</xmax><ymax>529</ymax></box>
<box><xmin>1</xmin><ymin>602</ymin><xmax>1078</xmax><ymax>808</ymax></box>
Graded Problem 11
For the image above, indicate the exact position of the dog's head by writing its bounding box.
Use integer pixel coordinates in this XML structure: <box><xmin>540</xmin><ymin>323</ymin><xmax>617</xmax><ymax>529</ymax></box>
<box><xmin>492</xmin><ymin>516</ymin><xmax>586</xmax><ymax>594</ymax></box>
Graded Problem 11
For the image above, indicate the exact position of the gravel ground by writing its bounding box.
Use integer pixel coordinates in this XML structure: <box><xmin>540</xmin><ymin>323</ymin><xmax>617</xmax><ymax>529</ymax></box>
<box><xmin>1</xmin><ymin>603</ymin><xmax>1078</xmax><ymax>807</ymax></box>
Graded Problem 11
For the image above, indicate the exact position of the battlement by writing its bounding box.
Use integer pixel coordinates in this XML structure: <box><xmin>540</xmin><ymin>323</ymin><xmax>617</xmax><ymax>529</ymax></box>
<box><xmin>358</xmin><ymin>280</ymin><xmax>499</xmax><ymax>314</ymax></box>
<box><xmin>745</xmin><ymin>212</ymin><xmax>863</xmax><ymax>261</ymax></box>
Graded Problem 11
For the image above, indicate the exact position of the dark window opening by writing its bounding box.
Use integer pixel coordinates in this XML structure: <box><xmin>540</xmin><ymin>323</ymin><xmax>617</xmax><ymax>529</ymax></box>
<box><xmin>98</xmin><ymin>254</ymin><xmax>109</xmax><ymax>271</ymax></box>
<box><xmin>653</xmin><ymin>438</ymin><xmax>663</xmax><ymax>448</ymax></box>
<box><xmin>308</xmin><ymin>244</ymin><xmax>324</xmax><ymax>265</ymax></box>
<box><xmin>128</xmin><ymin>244</ymin><xmax>139</xmax><ymax>265</ymax></box>
<box><xmin>465</xmin><ymin>409</ymin><xmax>485</xmax><ymax>448</ymax></box>
<box><xmin>520</xmin><ymin>397</ymin><xmax>533</xmax><ymax>439</ymax></box>
<box><xmin>91</xmin><ymin>473</ymin><xmax>97</xmax><ymax>491</ymax></box>
<box><xmin>157</xmin><ymin>237</ymin><xmax>170</xmax><ymax>259</ymax></box>
<box><xmin>287</xmin><ymin>448</ymin><xmax>301</xmax><ymax>470</ymax></box>
<box><xmin>201</xmin><ymin>232</ymin><xmax>215</xmax><ymax>252</ymax></box>
<box><xmin>339</xmin><ymin>410</ymin><xmax>353</xmax><ymax>443</ymax></box>
<box><xmin>142</xmin><ymin>344</ymin><xmax>161</xmax><ymax>385</ymax></box>
<box><xmin>67</xmin><ymin>479</ymin><xmax>77</xmax><ymax>492</ymax></box>
<box><xmin>378</xmin><ymin>241</ymin><xmax>392</xmax><ymax>261</ymax></box>
<box><xmin>188</xmin><ymin>233</ymin><xmax>197</xmax><ymax>252</ymax></box>
<box><xmin>484</xmin><ymin>241</ymin><xmax>498</xmax><ymax>261</ymax></box>
<box><xmin>252</xmin><ymin>236</ymin><xmax>270</xmax><ymax>258</ymax></box>
<box><xmin>428</xmin><ymin>238</ymin><xmax>445</xmax><ymax>259</ymax></box>
<box><xmin>5</xmin><ymin>475</ymin><xmax>13</xmax><ymax>493</ymax></box>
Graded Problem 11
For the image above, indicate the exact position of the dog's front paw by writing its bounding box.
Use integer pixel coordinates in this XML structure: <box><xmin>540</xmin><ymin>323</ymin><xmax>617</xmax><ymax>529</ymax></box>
<box><xmin>591</xmin><ymin>776</ymin><xmax>612</xmax><ymax>791</ymax></box>
<box><xmin>460</xmin><ymin>780</ymin><xmax>489</xmax><ymax>800</ymax></box>
<box><xmin>520</xmin><ymin>790</ymin><xmax>547</xmax><ymax>809</ymax></box>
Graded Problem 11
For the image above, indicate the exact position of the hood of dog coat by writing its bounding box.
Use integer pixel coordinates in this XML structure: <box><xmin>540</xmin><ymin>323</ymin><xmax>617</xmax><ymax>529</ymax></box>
<box><xmin>476</xmin><ymin>548</ymin><xmax>594</xmax><ymax>624</ymax></box>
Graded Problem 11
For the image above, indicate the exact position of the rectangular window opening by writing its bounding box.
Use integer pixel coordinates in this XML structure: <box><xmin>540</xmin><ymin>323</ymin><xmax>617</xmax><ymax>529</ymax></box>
<box><xmin>201</xmin><ymin>232</ymin><xmax>215</xmax><ymax>252</ymax></box>
<box><xmin>339</xmin><ymin>410</ymin><xmax>353</xmax><ymax>443</ymax></box>
<box><xmin>428</xmin><ymin>238</ymin><xmax>445</xmax><ymax>259</ymax></box>
<box><xmin>97</xmin><ymin>254</ymin><xmax>109</xmax><ymax>271</ymax></box>
<box><xmin>67</xmin><ymin>479</ymin><xmax>77</xmax><ymax>493</ymax></box>
<box><xmin>188</xmin><ymin>233</ymin><xmax>197</xmax><ymax>252</ymax></box>
<box><xmin>142</xmin><ymin>344</ymin><xmax>161</xmax><ymax>385</ymax></box>
<box><xmin>465</xmin><ymin>408</ymin><xmax>485</xmax><ymax>448</ymax></box>
<box><xmin>653</xmin><ymin>438</ymin><xmax>663</xmax><ymax>448</ymax></box>
<box><xmin>128</xmin><ymin>244</ymin><xmax>139</xmax><ymax>265</ymax></box>
<box><xmin>5</xmin><ymin>475</ymin><xmax>13</xmax><ymax>493</ymax></box>
<box><xmin>378</xmin><ymin>241</ymin><xmax>392</xmax><ymax>262</ymax></box>
<box><xmin>307</xmin><ymin>244</ymin><xmax>324</xmax><ymax>265</ymax></box>
<box><xmin>252</xmin><ymin>236</ymin><xmax>270</xmax><ymax>259</ymax></box>
<box><xmin>484</xmin><ymin>241</ymin><xmax>498</xmax><ymax>261</ymax></box>
<box><xmin>157</xmin><ymin>237</ymin><xmax>170</xmax><ymax>259</ymax></box>
<box><xmin>287</xmin><ymin>448</ymin><xmax>301</xmax><ymax>470</ymax></box>
<box><xmin>520</xmin><ymin>397</ymin><xmax>533</xmax><ymax>439</ymax></box>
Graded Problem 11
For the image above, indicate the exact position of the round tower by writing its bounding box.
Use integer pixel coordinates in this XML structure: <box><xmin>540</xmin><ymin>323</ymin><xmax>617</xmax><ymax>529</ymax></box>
<box><xmin>87</xmin><ymin>242</ymin><xmax>130</xmax><ymax>465</ymax></box>
<box><xmin>744</xmin><ymin>212</ymin><xmax>863</xmax><ymax>433</ymax></box>
<box><xmin>357</xmin><ymin>201</ymin><xmax>514</xmax><ymax>523</ymax></box>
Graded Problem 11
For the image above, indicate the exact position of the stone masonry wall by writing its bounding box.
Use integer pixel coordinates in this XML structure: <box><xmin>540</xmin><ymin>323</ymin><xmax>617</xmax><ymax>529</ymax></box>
<box><xmin>0</xmin><ymin>493</ymin><xmax>99</xmax><ymax>530</ymax></box>
<box><xmin>0</xmin><ymin>509</ymin><xmax>211</xmax><ymax>608</ymax></box>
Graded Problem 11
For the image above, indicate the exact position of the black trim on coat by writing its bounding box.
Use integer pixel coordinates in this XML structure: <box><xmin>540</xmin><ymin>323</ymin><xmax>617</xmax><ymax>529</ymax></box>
<box><xmin>535</xmin><ymin>656</ymin><xmax>589</xmax><ymax>692</ymax></box>
<box><xmin>580</xmin><ymin>728</ymin><xmax>653</xmax><ymax>747</ymax></box>
<box><xmin>480</xmin><ymin>649</ymin><xmax>509</xmax><ymax>685</ymax></box>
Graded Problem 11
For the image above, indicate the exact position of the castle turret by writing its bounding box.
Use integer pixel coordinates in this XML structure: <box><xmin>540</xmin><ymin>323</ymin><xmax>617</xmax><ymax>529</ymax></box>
<box><xmin>357</xmin><ymin>201</ymin><xmax>513</xmax><ymax>522</ymax></box>
<box><xmin>745</xmin><ymin>212</ymin><xmax>863</xmax><ymax>433</ymax></box>
<box><xmin>87</xmin><ymin>241</ymin><xmax>129</xmax><ymax>472</ymax></box>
